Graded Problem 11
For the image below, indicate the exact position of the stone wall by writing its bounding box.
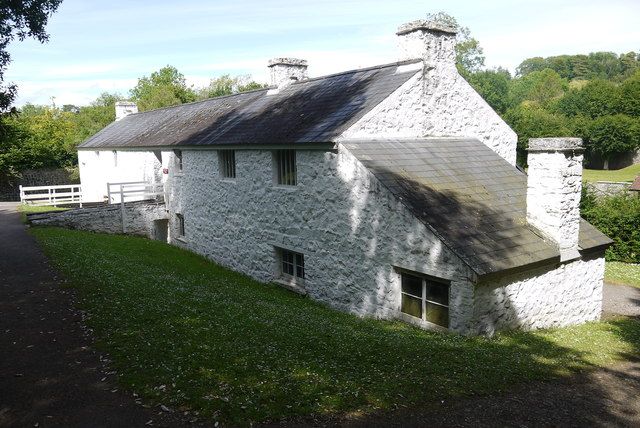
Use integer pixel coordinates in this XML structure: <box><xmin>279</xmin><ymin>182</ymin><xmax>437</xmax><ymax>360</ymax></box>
<box><xmin>472</xmin><ymin>255</ymin><xmax>605</xmax><ymax>336</ymax></box>
<box><xmin>0</xmin><ymin>168</ymin><xmax>78</xmax><ymax>201</ymax></box>
<box><xmin>78</xmin><ymin>150</ymin><xmax>162</xmax><ymax>203</ymax></box>
<box><xmin>163</xmin><ymin>148</ymin><xmax>478</xmax><ymax>333</ymax></box>
<box><xmin>340</xmin><ymin>62</ymin><xmax>518</xmax><ymax>165</ymax></box>
<box><xmin>585</xmin><ymin>181</ymin><xmax>632</xmax><ymax>199</ymax></box>
<box><xmin>587</xmin><ymin>149</ymin><xmax>640</xmax><ymax>170</ymax></box>
<box><xmin>29</xmin><ymin>200</ymin><xmax>167</xmax><ymax>237</ymax></box>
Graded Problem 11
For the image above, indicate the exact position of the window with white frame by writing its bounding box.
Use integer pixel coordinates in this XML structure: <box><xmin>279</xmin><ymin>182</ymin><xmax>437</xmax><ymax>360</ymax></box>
<box><xmin>176</xmin><ymin>213</ymin><xmax>185</xmax><ymax>237</ymax></box>
<box><xmin>218</xmin><ymin>150</ymin><xmax>236</xmax><ymax>179</ymax></box>
<box><xmin>174</xmin><ymin>150</ymin><xmax>183</xmax><ymax>172</ymax></box>
<box><xmin>279</xmin><ymin>248</ymin><xmax>305</xmax><ymax>280</ymax></box>
<box><xmin>400</xmin><ymin>272</ymin><xmax>449</xmax><ymax>328</ymax></box>
<box><xmin>274</xmin><ymin>149</ymin><xmax>296</xmax><ymax>186</ymax></box>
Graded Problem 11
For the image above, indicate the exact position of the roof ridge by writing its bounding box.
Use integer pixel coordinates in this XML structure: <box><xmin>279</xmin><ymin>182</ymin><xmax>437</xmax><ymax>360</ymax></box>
<box><xmin>298</xmin><ymin>58</ymin><xmax>422</xmax><ymax>83</ymax></box>
<box><xmin>119</xmin><ymin>59</ymin><xmax>423</xmax><ymax>118</ymax></box>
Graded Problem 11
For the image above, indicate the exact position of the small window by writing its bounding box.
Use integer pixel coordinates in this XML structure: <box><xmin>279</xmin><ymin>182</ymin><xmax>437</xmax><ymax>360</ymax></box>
<box><xmin>279</xmin><ymin>248</ymin><xmax>305</xmax><ymax>280</ymax></box>
<box><xmin>274</xmin><ymin>149</ymin><xmax>296</xmax><ymax>186</ymax></box>
<box><xmin>176</xmin><ymin>213</ymin><xmax>185</xmax><ymax>237</ymax></box>
<box><xmin>174</xmin><ymin>150</ymin><xmax>183</xmax><ymax>172</ymax></box>
<box><xmin>112</xmin><ymin>150</ymin><xmax>118</xmax><ymax>167</ymax></box>
<box><xmin>218</xmin><ymin>150</ymin><xmax>236</xmax><ymax>179</ymax></box>
<box><xmin>400</xmin><ymin>272</ymin><xmax>449</xmax><ymax>328</ymax></box>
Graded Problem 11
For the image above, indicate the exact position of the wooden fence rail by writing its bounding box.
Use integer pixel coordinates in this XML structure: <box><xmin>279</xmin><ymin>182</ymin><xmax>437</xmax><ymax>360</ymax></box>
<box><xmin>20</xmin><ymin>184</ymin><xmax>82</xmax><ymax>207</ymax></box>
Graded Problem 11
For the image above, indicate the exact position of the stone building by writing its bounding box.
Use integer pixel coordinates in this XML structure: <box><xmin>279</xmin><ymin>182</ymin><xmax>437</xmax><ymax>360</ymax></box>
<box><xmin>72</xmin><ymin>20</ymin><xmax>611</xmax><ymax>335</ymax></box>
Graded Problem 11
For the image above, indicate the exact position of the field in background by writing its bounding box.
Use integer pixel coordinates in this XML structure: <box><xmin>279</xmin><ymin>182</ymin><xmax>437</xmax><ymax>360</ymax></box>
<box><xmin>583</xmin><ymin>164</ymin><xmax>640</xmax><ymax>183</ymax></box>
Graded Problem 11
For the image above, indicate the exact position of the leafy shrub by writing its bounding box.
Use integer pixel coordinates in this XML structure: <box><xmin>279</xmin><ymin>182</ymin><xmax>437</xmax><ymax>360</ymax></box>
<box><xmin>581</xmin><ymin>190</ymin><xmax>640</xmax><ymax>263</ymax></box>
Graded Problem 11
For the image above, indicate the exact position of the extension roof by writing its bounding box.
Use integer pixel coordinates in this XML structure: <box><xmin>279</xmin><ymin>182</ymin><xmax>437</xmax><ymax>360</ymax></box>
<box><xmin>78</xmin><ymin>60</ymin><xmax>421</xmax><ymax>149</ymax></box>
<box><xmin>342</xmin><ymin>138</ymin><xmax>612</xmax><ymax>278</ymax></box>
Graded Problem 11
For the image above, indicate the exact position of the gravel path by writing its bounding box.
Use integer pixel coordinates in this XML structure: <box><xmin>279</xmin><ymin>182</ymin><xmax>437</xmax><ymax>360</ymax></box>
<box><xmin>0</xmin><ymin>203</ymin><xmax>199</xmax><ymax>428</ymax></box>
<box><xmin>603</xmin><ymin>282</ymin><xmax>640</xmax><ymax>318</ymax></box>
<box><xmin>2</xmin><ymin>202</ymin><xmax>639</xmax><ymax>427</ymax></box>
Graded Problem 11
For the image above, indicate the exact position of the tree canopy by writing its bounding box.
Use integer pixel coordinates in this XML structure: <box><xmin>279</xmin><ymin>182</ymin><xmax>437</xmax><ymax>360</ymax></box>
<box><xmin>196</xmin><ymin>75</ymin><xmax>266</xmax><ymax>100</ymax></box>
<box><xmin>129</xmin><ymin>66</ymin><xmax>197</xmax><ymax>111</ymax></box>
<box><xmin>0</xmin><ymin>0</ymin><xmax>62</xmax><ymax>114</ymax></box>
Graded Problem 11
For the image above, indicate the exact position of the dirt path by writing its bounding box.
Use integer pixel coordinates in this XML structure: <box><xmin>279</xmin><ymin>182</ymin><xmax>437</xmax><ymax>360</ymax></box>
<box><xmin>304</xmin><ymin>359</ymin><xmax>640</xmax><ymax>427</ymax></box>
<box><xmin>2</xmin><ymin>202</ymin><xmax>639</xmax><ymax>427</ymax></box>
<box><xmin>0</xmin><ymin>203</ymin><xmax>196</xmax><ymax>428</ymax></box>
<box><xmin>603</xmin><ymin>281</ymin><xmax>640</xmax><ymax>318</ymax></box>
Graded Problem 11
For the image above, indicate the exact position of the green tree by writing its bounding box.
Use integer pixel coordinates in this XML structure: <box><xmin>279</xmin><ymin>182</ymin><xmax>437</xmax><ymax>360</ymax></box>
<box><xmin>70</xmin><ymin>92</ymin><xmax>121</xmax><ymax>145</ymax></box>
<box><xmin>584</xmin><ymin>114</ymin><xmax>640</xmax><ymax>169</ymax></box>
<box><xmin>509</xmin><ymin>68</ymin><xmax>568</xmax><ymax>108</ymax></box>
<box><xmin>556</xmin><ymin>79</ymin><xmax>620</xmax><ymax>118</ymax></box>
<box><xmin>619</xmin><ymin>51</ymin><xmax>640</xmax><ymax>79</ymax></box>
<box><xmin>0</xmin><ymin>0</ymin><xmax>62</xmax><ymax>114</ymax></box>
<box><xmin>504</xmin><ymin>104</ymin><xmax>571</xmax><ymax>166</ymax></box>
<box><xmin>0</xmin><ymin>104</ymin><xmax>77</xmax><ymax>176</ymax></box>
<box><xmin>467</xmin><ymin>68</ymin><xmax>511</xmax><ymax>114</ymax></box>
<box><xmin>516</xmin><ymin>52</ymin><xmax>639</xmax><ymax>81</ymax></box>
<box><xmin>515</xmin><ymin>57</ymin><xmax>548</xmax><ymax>77</ymax></box>
<box><xmin>618</xmin><ymin>70</ymin><xmax>640</xmax><ymax>117</ymax></box>
<box><xmin>130</xmin><ymin>66</ymin><xmax>196</xmax><ymax>111</ymax></box>
<box><xmin>196</xmin><ymin>75</ymin><xmax>266</xmax><ymax>100</ymax></box>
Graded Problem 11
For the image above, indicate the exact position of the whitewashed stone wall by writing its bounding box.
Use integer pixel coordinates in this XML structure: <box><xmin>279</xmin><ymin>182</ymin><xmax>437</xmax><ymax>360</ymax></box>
<box><xmin>340</xmin><ymin>63</ymin><xmax>518</xmax><ymax>165</ymax></box>
<box><xmin>471</xmin><ymin>255</ymin><xmax>605</xmax><ymax>336</ymax></box>
<box><xmin>164</xmin><ymin>148</ymin><xmax>478</xmax><ymax>332</ymax></box>
<box><xmin>78</xmin><ymin>150</ymin><xmax>162</xmax><ymax>203</ymax></box>
<box><xmin>29</xmin><ymin>200</ymin><xmax>167</xmax><ymax>237</ymax></box>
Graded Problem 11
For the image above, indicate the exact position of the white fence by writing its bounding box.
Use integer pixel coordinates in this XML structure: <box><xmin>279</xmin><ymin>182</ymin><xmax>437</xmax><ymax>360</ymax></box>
<box><xmin>20</xmin><ymin>184</ymin><xmax>83</xmax><ymax>207</ymax></box>
<box><xmin>106</xmin><ymin>181</ymin><xmax>164</xmax><ymax>233</ymax></box>
<box><xmin>106</xmin><ymin>181</ymin><xmax>164</xmax><ymax>204</ymax></box>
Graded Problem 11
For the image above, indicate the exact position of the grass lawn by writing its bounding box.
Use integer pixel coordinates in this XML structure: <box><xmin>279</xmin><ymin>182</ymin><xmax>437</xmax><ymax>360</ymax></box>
<box><xmin>583</xmin><ymin>164</ymin><xmax>640</xmax><ymax>183</ymax></box>
<box><xmin>18</xmin><ymin>204</ymin><xmax>69</xmax><ymax>223</ymax></box>
<box><xmin>606</xmin><ymin>262</ymin><xmax>640</xmax><ymax>288</ymax></box>
<box><xmin>31</xmin><ymin>227</ymin><xmax>640</xmax><ymax>426</ymax></box>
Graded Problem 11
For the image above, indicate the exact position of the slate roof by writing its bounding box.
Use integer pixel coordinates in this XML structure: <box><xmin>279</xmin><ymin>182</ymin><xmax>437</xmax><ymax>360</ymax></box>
<box><xmin>79</xmin><ymin>60</ymin><xmax>421</xmax><ymax>149</ymax></box>
<box><xmin>342</xmin><ymin>138</ymin><xmax>612</xmax><ymax>278</ymax></box>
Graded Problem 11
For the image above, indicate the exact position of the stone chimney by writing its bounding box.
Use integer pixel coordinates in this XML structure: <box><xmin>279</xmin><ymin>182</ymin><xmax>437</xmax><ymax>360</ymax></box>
<box><xmin>115</xmin><ymin>101</ymin><xmax>138</xmax><ymax>121</ymax></box>
<box><xmin>396</xmin><ymin>19</ymin><xmax>457</xmax><ymax>68</ymax></box>
<box><xmin>268</xmin><ymin>58</ymin><xmax>308</xmax><ymax>89</ymax></box>
<box><xmin>526</xmin><ymin>138</ymin><xmax>585</xmax><ymax>261</ymax></box>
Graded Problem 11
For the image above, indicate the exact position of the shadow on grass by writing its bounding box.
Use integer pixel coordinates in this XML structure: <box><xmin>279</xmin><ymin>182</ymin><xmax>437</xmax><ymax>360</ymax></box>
<box><xmin>29</xmin><ymin>227</ymin><xmax>640</xmax><ymax>426</ymax></box>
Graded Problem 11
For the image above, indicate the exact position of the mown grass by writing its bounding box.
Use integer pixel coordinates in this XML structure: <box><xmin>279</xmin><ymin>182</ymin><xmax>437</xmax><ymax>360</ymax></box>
<box><xmin>606</xmin><ymin>262</ymin><xmax>640</xmax><ymax>288</ymax></box>
<box><xmin>583</xmin><ymin>164</ymin><xmax>640</xmax><ymax>183</ymax></box>
<box><xmin>31</xmin><ymin>227</ymin><xmax>640</xmax><ymax>426</ymax></box>
<box><xmin>18</xmin><ymin>204</ymin><xmax>68</xmax><ymax>223</ymax></box>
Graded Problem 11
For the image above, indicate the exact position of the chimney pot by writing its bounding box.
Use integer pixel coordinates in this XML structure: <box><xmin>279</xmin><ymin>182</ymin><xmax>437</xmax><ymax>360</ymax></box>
<box><xmin>396</xmin><ymin>19</ymin><xmax>457</xmax><ymax>67</ymax></box>
<box><xmin>268</xmin><ymin>57</ymin><xmax>308</xmax><ymax>89</ymax></box>
<box><xmin>526</xmin><ymin>138</ymin><xmax>585</xmax><ymax>262</ymax></box>
<box><xmin>115</xmin><ymin>101</ymin><xmax>138</xmax><ymax>121</ymax></box>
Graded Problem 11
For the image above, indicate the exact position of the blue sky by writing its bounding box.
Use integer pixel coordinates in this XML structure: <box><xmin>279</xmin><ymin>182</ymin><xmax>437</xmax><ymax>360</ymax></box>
<box><xmin>6</xmin><ymin>0</ymin><xmax>640</xmax><ymax>106</ymax></box>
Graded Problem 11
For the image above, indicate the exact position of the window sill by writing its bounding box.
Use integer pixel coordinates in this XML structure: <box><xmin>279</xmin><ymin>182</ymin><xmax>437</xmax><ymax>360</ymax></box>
<box><xmin>273</xmin><ymin>278</ymin><xmax>307</xmax><ymax>295</ymax></box>
<box><xmin>220</xmin><ymin>178</ymin><xmax>237</xmax><ymax>184</ymax></box>
<box><xmin>174</xmin><ymin>172</ymin><xmax>184</xmax><ymax>178</ymax></box>
<box><xmin>174</xmin><ymin>236</ymin><xmax>188</xmax><ymax>244</ymax></box>
<box><xmin>272</xmin><ymin>184</ymin><xmax>298</xmax><ymax>191</ymax></box>
<box><xmin>395</xmin><ymin>311</ymin><xmax>449</xmax><ymax>332</ymax></box>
